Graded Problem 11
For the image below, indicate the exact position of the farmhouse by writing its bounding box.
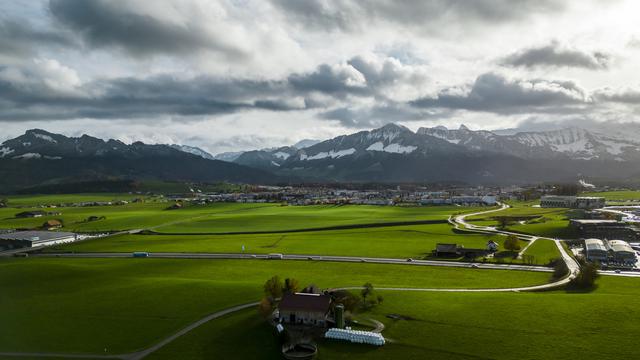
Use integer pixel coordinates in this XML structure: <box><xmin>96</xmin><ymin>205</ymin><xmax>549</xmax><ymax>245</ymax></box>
<box><xmin>278</xmin><ymin>293</ymin><xmax>332</xmax><ymax>326</ymax></box>
<box><xmin>0</xmin><ymin>231</ymin><xmax>77</xmax><ymax>250</ymax></box>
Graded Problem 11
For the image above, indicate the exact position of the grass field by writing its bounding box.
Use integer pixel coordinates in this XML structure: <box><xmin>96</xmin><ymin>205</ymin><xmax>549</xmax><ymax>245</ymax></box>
<box><xmin>0</xmin><ymin>197</ymin><xmax>483</xmax><ymax>233</ymax></box>
<box><xmin>0</xmin><ymin>258</ymin><xmax>550</xmax><ymax>355</ymax></box>
<box><xmin>147</xmin><ymin>276</ymin><xmax>640</xmax><ymax>360</ymax></box>
<box><xmin>521</xmin><ymin>239</ymin><xmax>561</xmax><ymax>265</ymax></box>
<box><xmin>581</xmin><ymin>190</ymin><xmax>640</xmax><ymax>201</ymax></box>
<box><xmin>51</xmin><ymin>223</ymin><xmax>547</xmax><ymax>264</ymax></box>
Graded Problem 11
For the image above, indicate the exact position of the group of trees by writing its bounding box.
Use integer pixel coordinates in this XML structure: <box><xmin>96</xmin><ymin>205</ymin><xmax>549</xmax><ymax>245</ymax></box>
<box><xmin>258</xmin><ymin>275</ymin><xmax>301</xmax><ymax>318</ymax></box>
<box><xmin>569</xmin><ymin>260</ymin><xmax>599</xmax><ymax>290</ymax></box>
<box><xmin>332</xmin><ymin>282</ymin><xmax>383</xmax><ymax>313</ymax></box>
<box><xmin>503</xmin><ymin>235</ymin><xmax>522</xmax><ymax>252</ymax></box>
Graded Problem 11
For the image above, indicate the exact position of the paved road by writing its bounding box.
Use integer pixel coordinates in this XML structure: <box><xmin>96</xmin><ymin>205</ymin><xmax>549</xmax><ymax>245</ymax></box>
<box><xmin>32</xmin><ymin>252</ymin><xmax>554</xmax><ymax>273</ymax></box>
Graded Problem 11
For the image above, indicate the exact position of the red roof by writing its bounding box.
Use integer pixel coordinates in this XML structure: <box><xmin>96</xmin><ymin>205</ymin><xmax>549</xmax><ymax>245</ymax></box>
<box><xmin>279</xmin><ymin>293</ymin><xmax>331</xmax><ymax>313</ymax></box>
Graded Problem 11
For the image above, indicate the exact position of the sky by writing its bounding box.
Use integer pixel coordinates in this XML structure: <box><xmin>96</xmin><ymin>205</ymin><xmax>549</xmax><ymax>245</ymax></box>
<box><xmin>1</xmin><ymin>0</ymin><xmax>640</xmax><ymax>154</ymax></box>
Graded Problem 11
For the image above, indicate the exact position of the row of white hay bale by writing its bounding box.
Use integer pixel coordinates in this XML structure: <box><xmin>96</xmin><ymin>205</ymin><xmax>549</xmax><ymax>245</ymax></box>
<box><xmin>324</xmin><ymin>328</ymin><xmax>385</xmax><ymax>346</ymax></box>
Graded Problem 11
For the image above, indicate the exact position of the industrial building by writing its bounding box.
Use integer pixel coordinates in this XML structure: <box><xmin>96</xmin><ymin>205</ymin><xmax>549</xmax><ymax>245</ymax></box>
<box><xmin>584</xmin><ymin>238</ymin><xmax>608</xmax><ymax>262</ymax></box>
<box><xmin>570</xmin><ymin>219</ymin><xmax>640</xmax><ymax>242</ymax></box>
<box><xmin>540</xmin><ymin>196</ymin><xmax>605</xmax><ymax>209</ymax></box>
<box><xmin>0</xmin><ymin>231</ymin><xmax>77</xmax><ymax>250</ymax></box>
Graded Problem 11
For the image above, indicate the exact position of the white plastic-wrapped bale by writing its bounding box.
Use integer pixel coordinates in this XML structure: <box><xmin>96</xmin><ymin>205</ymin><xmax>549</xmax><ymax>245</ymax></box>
<box><xmin>324</xmin><ymin>328</ymin><xmax>385</xmax><ymax>346</ymax></box>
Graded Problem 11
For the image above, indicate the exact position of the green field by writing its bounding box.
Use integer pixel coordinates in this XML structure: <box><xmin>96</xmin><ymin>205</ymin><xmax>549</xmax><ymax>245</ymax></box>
<box><xmin>145</xmin><ymin>276</ymin><xmax>640</xmax><ymax>360</ymax></box>
<box><xmin>52</xmin><ymin>223</ymin><xmax>550</xmax><ymax>264</ymax></box>
<box><xmin>0</xmin><ymin>258</ymin><xmax>550</xmax><ymax>355</ymax></box>
<box><xmin>582</xmin><ymin>190</ymin><xmax>640</xmax><ymax>201</ymax></box>
<box><xmin>0</xmin><ymin>198</ymin><xmax>482</xmax><ymax>233</ymax></box>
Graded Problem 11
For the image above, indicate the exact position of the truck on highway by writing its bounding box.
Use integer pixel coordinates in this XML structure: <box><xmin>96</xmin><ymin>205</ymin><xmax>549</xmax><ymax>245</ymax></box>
<box><xmin>132</xmin><ymin>251</ymin><xmax>150</xmax><ymax>258</ymax></box>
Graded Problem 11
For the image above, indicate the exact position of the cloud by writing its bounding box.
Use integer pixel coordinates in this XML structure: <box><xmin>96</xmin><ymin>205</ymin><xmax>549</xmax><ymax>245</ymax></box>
<box><xmin>271</xmin><ymin>0</ymin><xmax>566</xmax><ymax>32</ymax></box>
<box><xmin>0</xmin><ymin>19</ymin><xmax>77</xmax><ymax>58</ymax></box>
<box><xmin>502</xmin><ymin>41</ymin><xmax>611</xmax><ymax>69</ymax></box>
<box><xmin>410</xmin><ymin>73</ymin><xmax>588</xmax><ymax>114</ymax></box>
<box><xmin>49</xmin><ymin>0</ymin><xmax>248</xmax><ymax>59</ymax></box>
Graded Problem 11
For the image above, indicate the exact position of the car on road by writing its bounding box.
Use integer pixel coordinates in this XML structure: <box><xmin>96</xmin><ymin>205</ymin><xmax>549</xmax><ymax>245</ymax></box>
<box><xmin>469</xmin><ymin>264</ymin><xmax>479</xmax><ymax>268</ymax></box>
<box><xmin>13</xmin><ymin>253</ymin><xmax>28</xmax><ymax>258</ymax></box>
<box><xmin>267</xmin><ymin>253</ymin><xmax>284</xmax><ymax>260</ymax></box>
<box><xmin>132</xmin><ymin>252</ymin><xmax>149</xmax><ymax>258</ymax></box>
<box><xmin>615</xmin><ymin>269</ymin><xmax>622</xmax><ymax>274</ymax></box>
<box><xmin>406</xmin><ymin>258</ymin><xmax>413</xmax><ymax>262</ymax></box>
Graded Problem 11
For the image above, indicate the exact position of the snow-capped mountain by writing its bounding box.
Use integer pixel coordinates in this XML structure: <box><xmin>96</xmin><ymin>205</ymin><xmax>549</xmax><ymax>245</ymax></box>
<box><xmin>418</xmin><ymin>125</ymin><xmax>640</xmax><ymax>161</ymax></box>
<box><xmin>233</xmin><ymin>146</ymin><xmax>299</xmax><ymax>170</ymax></box>
<box><xmin>289</xmin><ymin>123</ymin><xmax>461</xmax><ymax>162</ymax></box>
<box><xmin>0</xmin><ymin>129</ymin><xmax>280</xmax><ymax>191</ymax></box>
<box><xmin>213</xmin><ymin>139</ymin><xmax>321</xmax><ymax>169</ymax></box>
<box><xmin>168</xmin><ymin>144</ymin><xmax>215</xmax><ymax>160</ymax></box>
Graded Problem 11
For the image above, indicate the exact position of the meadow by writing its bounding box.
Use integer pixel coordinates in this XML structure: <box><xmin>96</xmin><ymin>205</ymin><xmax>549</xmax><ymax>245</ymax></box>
<box><xmin>54</xmin><ymin>223</ymin><xmax>558</xmax><ymax>265</ymax></box>
<box><xmin>581</xmin><ymin>190</ymin><xmax>640</xmax><ymax>201</ymax></box>
<box><xmin>146</xmin><ymin>276</ymin><xmax>640</xmax><ymax>360</ymax></box>
<box><xmin>0</xmin><ymin>194</ymin><xmax>482</xmax><ymax>234</ymax></box>
<box><xmin>0</xmin><ymin>258</ymin><xmax>550</xmax><ymax>355</ymax></box>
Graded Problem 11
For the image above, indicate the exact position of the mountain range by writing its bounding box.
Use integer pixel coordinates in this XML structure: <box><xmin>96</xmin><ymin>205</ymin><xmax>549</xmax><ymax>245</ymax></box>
<box><xmin>210</xmin><ymin>123</ymin><xmax>640</xmax><ymax>184</ymax></box>
<box><xmin>2</xmin><ymin>124</ymin><xmax>640</xmax><ymax>191</ymax></box>
<box><xmin>0</xmin><ymin>129</ymin><xmax>280</xmax><ymax>192</ymax></box>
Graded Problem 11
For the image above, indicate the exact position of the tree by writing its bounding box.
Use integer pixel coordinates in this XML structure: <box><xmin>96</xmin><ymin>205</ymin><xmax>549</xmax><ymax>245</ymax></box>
<box><xmin>376</xmin><ymin>295</ymin><xmax>384</xmax><ymax>305</ymax></box>
<box><xmin>493</xmin><ymin>216</ymin><xmax>513</xmax><ymax>229</ymax></box>
<box><xmin>361</xmin><ymin>282</ymin><xmax>374</xmax><ymax>303</ymax></box>
<box><xmin>549</xmin><ymin>258</ymin><xmax>569</xmax><ymax>279</ymax></box>
<box><xmin>263</xmin><ymin>276</ymin><xmax>283</xmax><ymax>299</ymax></box>
<box><xmin>570</xmin><ymin>261</ymin><xmax>599</xmax><ymax>290</ymax></box>
<box><xmin>0</xmin><ymin>198</ymin><xmax>7</xmax><ymax>208</ymax></box>
<box><xmin>283</xmin><ymin>278</ymin><xmax>300</xmax><ymax>294</ymax></box>
<box><xmin>503</xmin><ymin>235</ymin><xmax>521</xmax><ymax>252</ymax></box>
<box><xmin>257</xmin><ymin>297</ymin><xmax>274</xmax><ymax>318</ymax></box>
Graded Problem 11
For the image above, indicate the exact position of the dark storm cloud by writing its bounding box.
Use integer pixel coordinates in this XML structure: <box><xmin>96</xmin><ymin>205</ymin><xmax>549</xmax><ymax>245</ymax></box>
<box><xmin>0</xmin><ymin>19</ymin><xmax>77</xmax><ymax>57</ymax></box>
<box><xmin>410</xmin><ymin>73</ymin><xmax>588</xmax><ymax>114</ymax></box>
<box><xmin>502</xmin><ymin>42</ymin><xmax>611</xmax><ymax>69</ymax></box>
<box><xmin>271</xmin><ymin>0</ymin><xmax>565</xmax><ymax>31</ymax></box>
<box><xmin>49</xmin><ymin>0</ymin><xmax>247</xmax><ymax>59</ymax></box>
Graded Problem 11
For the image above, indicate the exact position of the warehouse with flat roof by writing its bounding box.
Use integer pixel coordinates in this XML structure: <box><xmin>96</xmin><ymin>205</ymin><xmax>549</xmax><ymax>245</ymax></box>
<box><xmin>0</xmin><ymin>231</ymin><xmax>77</xmax><ymax>250</ymax></box>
